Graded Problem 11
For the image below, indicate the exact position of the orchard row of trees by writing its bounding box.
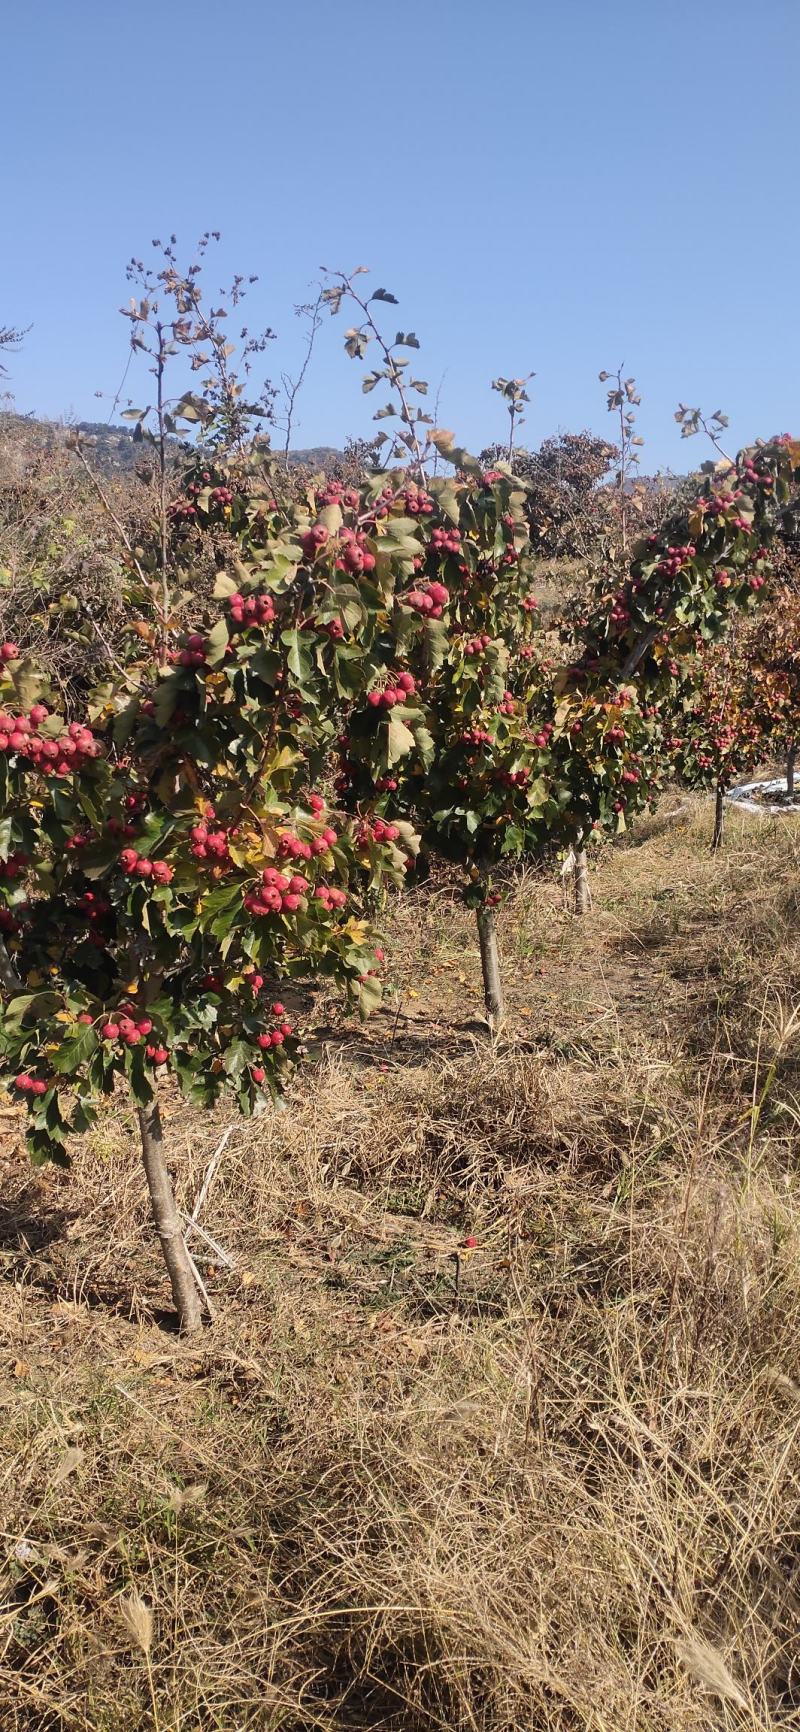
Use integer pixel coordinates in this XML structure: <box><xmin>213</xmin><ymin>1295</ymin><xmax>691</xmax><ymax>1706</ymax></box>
<box><xmin>1</xmin><ymin>245</ymin><xmax>798</xmax><ymax>1328</ymax></box>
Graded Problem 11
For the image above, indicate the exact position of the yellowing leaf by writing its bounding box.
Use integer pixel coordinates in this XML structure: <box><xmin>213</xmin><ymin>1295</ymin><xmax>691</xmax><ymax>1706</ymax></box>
<box><xmin>54</xmin><ymin>1011</ymin><xmax>74</xmax><ymax>1024</ymax></box>
<box><xmin>125</xmin><ymin>982</ymin><xmax>139</xmax><ymax>995</ymax></box>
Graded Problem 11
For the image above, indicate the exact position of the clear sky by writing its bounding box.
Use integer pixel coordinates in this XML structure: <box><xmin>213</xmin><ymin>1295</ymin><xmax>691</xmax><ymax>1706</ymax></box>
<box><xmin>3</xmin><ymin>0</ymin><xmax>799</xmax><ymax>470</ymax></box>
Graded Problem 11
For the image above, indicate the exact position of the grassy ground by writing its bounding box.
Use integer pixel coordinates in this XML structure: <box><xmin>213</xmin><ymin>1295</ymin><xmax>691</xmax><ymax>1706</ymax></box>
<box><xmin>1</xmin><ymin>797</ymin><xmax>799</xmax><ymax>1731</ymax></box>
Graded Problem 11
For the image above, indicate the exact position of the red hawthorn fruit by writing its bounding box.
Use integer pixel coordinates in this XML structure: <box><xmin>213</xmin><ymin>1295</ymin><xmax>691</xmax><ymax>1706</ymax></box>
<box><xmin>251</xmin><ymin>1066</ymin><xmax>266</xmax><ymax>1084</ymax></box>
<box><xmin>101</xmin><ymin>1022</ymin><xmax>120</xmax><ymax>1041</ymax></box>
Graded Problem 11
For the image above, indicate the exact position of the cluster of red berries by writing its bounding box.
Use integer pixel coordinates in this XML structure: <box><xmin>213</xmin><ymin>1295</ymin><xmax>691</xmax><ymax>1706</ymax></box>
<box><xmin>465</xmin><ymin>633</ymin><xmax>492</xmax><ymax>656</ymax></box>
<box><xmin>209</xmin><ymin>485</ymin><xmax>234</xmax><ymax>508</ymax></box>
<box><xmin>254</xmin><ymin>1003</ymin><xmax>295</xmax><ymax>1052</ymax></box>
<box><xmin>655</xmin><ymin>543</ymin><xmax>697</xmax><ymax>581</ymax></box>
<box><xmin>497</xmin><ymin>690</ymin><xmax>516</xmax><ymax>717</ymax></box>
<box><xmin>278</xmin><ymin>824</ymin><xmax>337</xmax><ymax>862</ymax></box>
<box><xmin>0</xmin><ymin>707</ymin><xmax>99</xmax><ymax>777</ymax></box>
<box><xmin>742</xmin><ymin>461</ymin><xmax>773</xmax><ymax>490</ymax></box>
<box><xmin>459</xmin><ymin>726</ymin><xmax>493</xmax><ymax>747</ymax></box>
<box><xmin>190</xmin><ymin>824</ymin><xmax>234</xmax><ymax>867</ymax></box>
<box><xmin>314</xmin><ymin>481</ymin><xmax>360</xmax><ymax>510</ymax></box>
<box><xmin>228</xmin><ymin>591</ymin><xmax>276</xmax><ymax>629</ymax></box>
<box><xmin>496</xmin><ymin>767</ymin><xmax>530</xmax><ymax>788</ymax></box>
<box><xmin>313</xmin><ymin>883</ymin><xmax>347</xmax><ymax>912</ymax></box>
<box><xmin>701</xmin><ymin>489</ymin><xmax>744</xmax><ymax>518</ymax></box>
<box><xmin>356</xmin><ymin>817</ymin><xmax>400</xmax><ymax>846</ymax></box>
<box><xmin>530</xmin><ymin>722</ymin><xmax>554</xmax><ymax>750</ymax></box>
<box><xmin>101</xmin><ymin>1012</ymin><xmax>154</xmax><ymax>1047</ymax></box>
<box><xmin>119</xmin><ymin>849</ymin><xmax>174</xmax><ymax>884</ymax></box>
<box><xmin>171</xmin><ymin>632</ymin><xmax>208</xmax><ymax>669</ymax></box>
<box><xmin>521</xmin><ymin>596</ymin><xmax>539</xmax><ymax>613</ymax></box>
<box><xmin>0</xmin><ymin>852</ymin><xmax>28</xmax><ymax>882</ymax></box>
<box><xmin>429</xmin><ymin>526</ymin><xmax>462</xmax><ymax>557</ymax></box>
<box><xmin>244</xmin><ymin>867</ymin><xmax>308</xmax><ymax>917</ymax></box>
<box><xmin>405</xmin><ymin>581</ymin><xmax>449</xmax><ymax>619</ymax></box>
<box><xmin>300</xmin><ymin>523</ymin><xmax>330</xmax><ymax>561</ymax></box>
<box><xmin>168</xmin><ymin>497</ymin><xmax>198</xmax><ymax>523</ymax></box>
<box><xmin>335</xmin><ymin>527</ymin><xmax>376</xmax><ymax>576</ymax></box>
<box><xmin>396</xmin><ymin>486</ymin><xmax>434</xmax><ymax>517</ymax></box>
<box><xmin>366</xmin><ymin>672</ymin><xmax>416</xmax><ymax>710</ymax></box>
<box><xmin>15</xmin><ymin>1072</ymin><xmax>50</xmax><ymax>1095</ymax></box>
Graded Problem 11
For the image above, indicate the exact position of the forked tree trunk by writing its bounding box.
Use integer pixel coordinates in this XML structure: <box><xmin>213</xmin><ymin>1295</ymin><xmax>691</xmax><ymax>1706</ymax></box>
<box><xmin>476</xmin><ymin>904</ymin><xmax>504</xmax><ymax>1035</ymax></box>
<box><xmin>574</xmin><ymin>847</ymin><xmax>590</xmax><ymax>915</ymax></box>
<box><xmin>137</xmin><ymin>1096</ymin><xmax>203</xmax><ymax>1334</ymax></box>
<box><xmin>787</xmin><ymin>744</ymin><xmax>796</xmax><ymax>800</ymax></box>
<box><xmin>712</xmin><ymin>783</ymin><xmax>725</xmax><ymax>853</ymax></box>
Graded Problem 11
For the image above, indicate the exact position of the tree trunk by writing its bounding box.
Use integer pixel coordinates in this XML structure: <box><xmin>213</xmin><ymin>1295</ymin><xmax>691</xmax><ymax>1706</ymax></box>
<box><xmin>476</xmin><ymin>904</ymin><xmax>504</xmax><ymax>1036</ymax></box>
<box><xmin>574</xmin><ymin>847</ymin><xmax>590</xmax><ymax>915</ymax></box>
<box><xmin>712</xmin><ymin>783</ymin><xmax>725</xmax><ymax>853</ymax></box>
<box><xmin>787</xmin><ymin>745</ymin><xmax>796</xmax><ymax>800</ymax></box>
<box><xmin>137</xmin><ymin>1096</ymin><xmax>203</xmax><ymax>1334</ymax></box>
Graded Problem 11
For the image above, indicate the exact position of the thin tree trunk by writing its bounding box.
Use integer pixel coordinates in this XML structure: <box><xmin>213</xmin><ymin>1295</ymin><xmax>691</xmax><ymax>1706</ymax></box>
<box><xmin>574</xmin><ymin>847</ymin><xmax>590</xmax><ymax>915</ymax></box>
<box><xmin>476</xmin><ymin>904</ymin><xmax>504</xmax><ymax>1036</ymax></box>
<box><xmin>137</xmin><ymin>1095</ymin><xmax>203</xmax><ymax>1334</ymax></box>
<box><xmin>787</xmin><ymin>745</ymin><xmax>796</xmax><ymax>799</ymax></box>
<box><xmin>712</xmin><ymin>783</ymin><xmax>725</xmax><ymax>853</ymax></box>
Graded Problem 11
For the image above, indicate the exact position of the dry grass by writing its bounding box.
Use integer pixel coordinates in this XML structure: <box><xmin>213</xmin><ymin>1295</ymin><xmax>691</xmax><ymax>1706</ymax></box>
<box><xmin>1</xmin><ymin>799</ymin><xmax>800</xmax><ymax>1730</ymax></box>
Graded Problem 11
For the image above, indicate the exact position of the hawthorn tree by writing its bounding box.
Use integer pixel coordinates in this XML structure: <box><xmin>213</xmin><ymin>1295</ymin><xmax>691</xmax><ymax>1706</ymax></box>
<box><xmin>746</xmin><ymin>583</ymin><xmax>800</xmax><ymax>797</ymax></box>
<box><xmin>0</xmin><ymin>606</ymin><xmax>415</xmax><ymax>1330</ymax></box>
<box><xmin>672</xmin><ymin>630</ymin><xmax>763</xmax><ymax>849</ymax></box>
<box><xmin>312</xmin><ymin>274</ymin><xmax>800</xmax><ymax>1021</ymax></box>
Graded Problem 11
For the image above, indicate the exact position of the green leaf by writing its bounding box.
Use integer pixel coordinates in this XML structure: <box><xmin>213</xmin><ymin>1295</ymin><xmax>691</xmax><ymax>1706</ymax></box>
<box><xmin>51</xmin><ymin>1025</ymin><xmax>98</xmax><ymax>1074</ymax></box>
<box><xmin>125</xmin><ymin>1046</ymin><xmax>155</xmax><ymax>1106</ymax></box>
<box><xmin>205</xmin><ymin>616</ymin><xmax>230</xmax><ymax>668</ymax></box>
<box><xmin>213</xmin><ymin>572</ymin><xmax>239</xmax><ymax>599</ymax></box>
<box><xmin>356</xmin><ymin>973</ymin><xmax>383</xmax><ymax>1019</ymax></box>
<box><xmin>386</xmin><ymin>715</ymin><xmax>416</xmax><ymax>767</ymax></box>
<box><xmin>282</xmin><ymin>629</ymin><xmax>312</xmax><ymax>682</ymax></box>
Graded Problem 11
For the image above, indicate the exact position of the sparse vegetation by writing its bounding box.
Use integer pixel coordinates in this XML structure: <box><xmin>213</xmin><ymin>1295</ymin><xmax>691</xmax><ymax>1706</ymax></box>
<box><xmin>1</xmin><ymin>802</ymin><xmax>799</xmax><ymax>1729</ymax></box>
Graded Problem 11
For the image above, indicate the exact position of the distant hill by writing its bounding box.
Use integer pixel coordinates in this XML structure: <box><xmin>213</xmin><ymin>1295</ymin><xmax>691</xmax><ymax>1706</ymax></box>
<box><xmin>0</xmin><ymin>411</ymin><xmax>344</xmax><ymax>479</ymax></box>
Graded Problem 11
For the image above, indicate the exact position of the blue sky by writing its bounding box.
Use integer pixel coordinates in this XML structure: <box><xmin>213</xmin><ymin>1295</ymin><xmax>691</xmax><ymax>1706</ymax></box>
<box><xmin>3</xmin><ymin>0</ymin><xmax>798</xmax><ymax>469</ymax></box>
